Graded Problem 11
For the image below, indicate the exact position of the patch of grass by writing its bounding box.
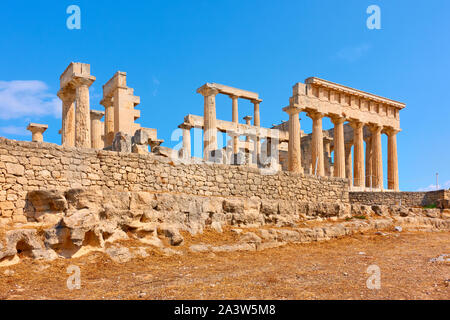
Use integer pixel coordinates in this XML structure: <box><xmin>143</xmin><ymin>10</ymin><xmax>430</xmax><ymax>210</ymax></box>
<box><xmin>424</xmin><ymin>204</ymin><xmax>437</xmax><ymax>209</ymax></box>
<box><xmin>345</xmin><ymin>217</ymin><xmax>353</xmax><ymax>221</ymax></box>
<box><xmin>354</xmin><ymin>215</ymin><xmax>367</xmax><ymax>220</ymax></box>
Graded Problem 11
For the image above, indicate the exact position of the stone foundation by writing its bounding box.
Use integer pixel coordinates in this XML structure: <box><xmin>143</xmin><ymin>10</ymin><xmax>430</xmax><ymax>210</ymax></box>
<box><xmin>0</xmin><ymin>137</ymin><xmax>349</xmax><ymax>225</ymax></box>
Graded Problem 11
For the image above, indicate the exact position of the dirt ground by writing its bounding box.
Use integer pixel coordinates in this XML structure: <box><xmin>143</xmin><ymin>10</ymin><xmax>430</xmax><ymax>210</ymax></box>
<box><xmin>0</xmin><ymin>231</ymin><xmax>448</xmax><ymax>300</ymax></box>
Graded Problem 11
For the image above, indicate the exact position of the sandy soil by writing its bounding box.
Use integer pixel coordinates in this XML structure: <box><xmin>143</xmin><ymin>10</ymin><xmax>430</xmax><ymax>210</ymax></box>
<box><xmin>0</xmin><ymin>231</ymin><xmax>448</xmax><ymax>300</ymax></box>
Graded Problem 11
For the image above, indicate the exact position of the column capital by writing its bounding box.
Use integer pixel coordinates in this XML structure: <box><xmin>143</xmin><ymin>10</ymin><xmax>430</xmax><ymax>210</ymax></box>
<box><xmin>251</xmin><ymin>99</ymin><xmax>262</xmax><ymax>105</ymax></box>
<box><xmin>178</xmin><ymin>123</ymin><xmax>193</xmax><ymax>130</ymax></box>
<box><xmin>243</xmin><ymin>115</ymin><xmax>253</xmax><ymax>124</ymax></box>
<box><xmin>384</xmin><ymin>127</ymin><xmax>401</xmax><ymax>136</ymax></box>
<box><xmin>348</xmin><ymin>119</ymin><xmax>364</xmax><ymax>129</ymax></box>
<box><xmin>100</xmin><ymin>97</ymin><xmax>113</xmax><ymax>108</ymax></box>
<box><xmin>283</xmin><ymin>105</ymin><xmax>303</xmax><ymax>116</ymax></box>
<box><xmin>57</xmin><ymin>88</ymin><xmax>76</xmax><ymax>103</ymax></box>
<box><xmin>229</xmin><ymin>94</ymin><xmax>240</xmax><ymax>100</ymax></box>
<box><xmin>330</xmin><ymin>115</ymin><xmax>346</xmax><ymax>125</ymax></box>
<box><xmin>27</xmin><ymin>123</ymin><xmax>48</xmax><ymax>134</ymax></box>
<box><xmin>197</xmin><ymin>86</ymin><xmax>219</xmax><ymax>97</ymax></box>
<box><xmin>90</xmin><ymin>110</ymin><xmax>105</xmax><ymax>121</ymax></box>
<box><xmin>368</xmin><ymin>123</ymin><xmax>383</xmax><ymax>134</ymax></box>
<box><xmin>307</xmin><ymin>111</ymin><xmax>325</xmax><ymax>120</ymax></box>
<box><xmin>72</xmin><ymin>75</ymin><xmax>96</xmax><ymax>88</ymax></box>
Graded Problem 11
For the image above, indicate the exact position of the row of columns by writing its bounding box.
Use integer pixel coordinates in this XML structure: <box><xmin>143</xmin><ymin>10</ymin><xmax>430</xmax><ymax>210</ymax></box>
<box><xmin>198</xmin><ymin>87</ymin><xmax>261</xmax><ymax>160</ymax></box>
<box><xmin>283</xmin><ymin>107</ymin><xmax>399</xmax><ymax>191</ymax></box>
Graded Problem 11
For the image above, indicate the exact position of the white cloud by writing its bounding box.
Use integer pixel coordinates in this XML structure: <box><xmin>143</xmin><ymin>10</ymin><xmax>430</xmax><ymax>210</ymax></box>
<box><xmin>417</xmin><ymin>180</ymin><xmax>450</xmax><ymax>191</ymax></box>
<box><xmin>0</xmin><ymin>125</ymin><xmax>30</xmax><ymax>136</ymax></box>
<box><xmin>0</xmin><ymin>80</ymin><xmax>60</xmax><ymax>120</ymax></box>
<box><xmin>336</xmin><ymin>44</ymin><xmax>371</xmax><ymax>62</ymax></box>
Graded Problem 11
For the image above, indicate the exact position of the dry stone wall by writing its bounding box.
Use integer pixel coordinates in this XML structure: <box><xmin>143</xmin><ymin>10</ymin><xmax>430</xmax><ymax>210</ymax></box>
<box><xmin>349</xmin><ymin>190</ymin><xmax>449</xmax><ymax>207</ymax></box>
<box><xmin>0</xmin><ymin>138</ymin><xmax>349</xmax><ymax>224</ymax></box>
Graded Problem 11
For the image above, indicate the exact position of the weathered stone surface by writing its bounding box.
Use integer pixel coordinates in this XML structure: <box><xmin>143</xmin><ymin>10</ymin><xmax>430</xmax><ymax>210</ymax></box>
<box><xmin>6</xmin><ymin>163</ymin><xmax>24</xmax><ymax>176</ymax></box>
<box><xmin>159</xmin><ymin>225</ymin><xmax>184</xmax><ymax>246</ymax></box>
<box><xmin>112</xmin><ymin>132</ymin><xmax>132</xmax><ymax>152</ymax></box>
<box><xmin>106</xmin><ymin>245</ymin><xmax>133</xmax><ymax>263</ymax></box>
<box><xmin>132</xmin><ymin>129</ymin><xmax>149</xmax><ymax>145</ymax></box>
<box><xmin>27</xmin><ymin>190</ymin><xmax>68</xmax><ymax>213</ymax></box>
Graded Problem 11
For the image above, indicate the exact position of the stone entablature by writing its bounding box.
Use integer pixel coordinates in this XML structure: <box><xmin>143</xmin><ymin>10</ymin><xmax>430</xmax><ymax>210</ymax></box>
<box><xmin>0</xmin><ymin>137</ymin><xmax>349</xmax><ymax>224</ymax></box>
<box><xmin>292</xmin><ymin>77</ymin><xmax>405</xmax><ymax>130</ymax></box>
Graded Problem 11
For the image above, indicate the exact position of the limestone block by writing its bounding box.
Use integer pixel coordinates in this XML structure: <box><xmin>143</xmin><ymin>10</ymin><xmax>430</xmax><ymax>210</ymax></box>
<box><xmin>112</xmin><ymin>132</ymin><xmax>132</xmax><ymax>153</ymax></box>
<box><xmin>132</xmin><ymin>129</ymin><xmax>150</xmax><ymax>145</ymax></box>
<box><xmin>132</xmin><ymin>144</ymin><xmax>148</xmax><ymax>154</ymax></box>
<box><xmin>6</xmin><ymin>163</ymin><xmax>25</xmax><ymax>176</ymax></box>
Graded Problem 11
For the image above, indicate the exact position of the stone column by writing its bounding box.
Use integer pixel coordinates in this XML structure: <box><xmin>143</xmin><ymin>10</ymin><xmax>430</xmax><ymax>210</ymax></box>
<box><xmin>387</xmin><ymin>128</ymin><xmax>399</xmax><ymax>191</ymax></box>
<box><xmin>331</xmin><ymin>116</ymin><xmax>346</xmax><ymax>178</ymax></box>
<box><xmin>309</xmin><ymin>112</ymin><xmax>325</xmax><ymax>176</ymax></box>
<box><xmin>370</xmin><ymin>125</ymin><xmax>383</xmax><ymax>190</ymax></box>
<box><xmin>74</xmin><ymin>79</ymin><xmax>93</xmax><ymax>148</ymax></box>
<box><xmin>244</xmin><ymin>116</ymin><xmax>254</xmax><ymax>165</ymax></box>
<box><xmin>59</xmin><ymin>62</ymin><xmax>95</xmax><ymax>149</ymax></box>
<box><xmin>365</xmin><ymin>134</ymin><xmax>373</xmax><ymax>188</ymax></box>
<box><xmin>324</xmin><ymin>137</ymin><xmax>332</xmax><ymax>176</ymax></box>
<box><xmin>199</xmin><ymin>87</ymin><xmax>219</xmax><ymax>160</ymax></box>
<box><xmin>231</xmin><ymin>95</ymin><xmax>239</xmax><ymax>154</ymax></box>
<box><xmin>252</xmin><ymin>99</ymin><xmax>262</xmax><ymax>160</ymax></box>
<box><xmin>90</xmin><ymin>110</ymin><xmax>105</xmax><ymax>149</ymax></box>
<box><xmin>350</xmin><ymin>121</ymin><xmax>365</xmax><ymax>188</ymax></box>
<box><xmin>179</xmin><ymin>124</ymin><xmax>192</xmax><ymax>160</ymax></box>
<box><xmin>252</xmin><ymin>99</ymin><xmax>261</xmax><ymax>127</ymax></box>
<box><xmin>100</xmin><ymin>98</ymin><xmax>114</xmax><ymax>147</ymax></box>
<box><xmin>57</xmin><ymin>89</ymin><xmax>76</xmax><ymax>147</ymax></box>
<box><xmin>345</xmin><ymin>144</ymin><xmax>353</xmax><ymax>186</ymax></box>
<box><xmin>283</xmin><ymin>106</ymin><xmax>303</xmax><ymax>173</ymax></box>
<box><xmin>27</xmin><ymin>123</ymin><xmax>48</xmax><ymax>142</ymax></box>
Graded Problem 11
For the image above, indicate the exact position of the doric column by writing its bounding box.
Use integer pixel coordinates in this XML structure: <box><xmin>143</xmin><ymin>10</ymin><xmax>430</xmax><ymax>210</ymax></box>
<box><xmin>231</xmin><ymin>95</ymin><xmax>239</xmax><ymax>154</ymax></box>
<box><xmin>308</xmin><ymin>112</ymin><xmax>325</xmax><ymax>176</ymax></box>
<box><xmin>369</xmin><ymin>125</ymin><xmax>383</xmax><ymax>190</ymax></box>
<box><xmin>387</xmin><ymin>128</ymin><xmax>399</xmax><ymax>191</ymax></box>
<box><xmin>252</xmin><ymin>99</ymin><xmax>262</xmax><ymax>160</ymax></box>
<box><xmin>179</xmin><ymin>124</ymin><xmax>192</xmax><ymax>160</ymax></box>
<box><xmin>324</xmin><ymin>137</ymin><xmax>332</xmax><ymax>176</ymax></box>
<box><xmin>90</xmin><ymin>110</ymin><xmax>105</xmax><ymax>149</ymax></box>
<box><xmin>243</xmin><ymin>116</ymin><xmax>254</xmax><ymax>165</ymax></box>
<box><xmin>59</xmin><ymin>62</ymin><xmax>95</xmax><ymax>149</ymax></box>
<box><xmin>283</xmin><ymin>106</ymin><xmax>303</xmax><ymax>173</ymax></box>
<box><xmin>331</xmin><ymin>116</ymin><xmax>346</xmax><ymax>178</ymax></box>
<box><xmin>365</xmin><ymin>133</ymin><xmax>373</xmax><ymax>188</ymax></box>
<box><xmin>27</xmin><ymin>123</ymin><xmax>48</xmax><ymax>142</ymax></box>
<box><xmin>198</xmin><ymin>87</ymin><xmax>219</xmax><ymax>160</ymax></box>
<box><xmin>57</xmin><ymin>89</ymin><xmax>76</xmax><ymax>147</ymax></box>
<box><xmin>345</xmin><ymin>144</ymin><xmax>353</xmax><ymax>186</ymax></box>
<box><xmin>252</xmin><ymin>99</ymin><xmax>261</xmax><ymax>127</ymax></box>
<box><xmin>350</xmin><ymin>121</ymin><xmax>365</xmax><ymax>188</ymax></box>
<box><xmin>74</xmin><ymin>79</ymin><xmax>93</xmax><ymax>148</ymax></box>
<box><xmin>100</xmin><ymin>98</ymin><xmax>114</xmax><ymax>147</ymax></box>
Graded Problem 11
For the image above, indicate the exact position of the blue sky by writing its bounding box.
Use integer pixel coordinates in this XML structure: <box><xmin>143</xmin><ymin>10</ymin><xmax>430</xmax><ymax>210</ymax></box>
<box><xmin>0</xmin><ymin>0</ymin><xmax>449</xmax><ymax>191</ymax></box>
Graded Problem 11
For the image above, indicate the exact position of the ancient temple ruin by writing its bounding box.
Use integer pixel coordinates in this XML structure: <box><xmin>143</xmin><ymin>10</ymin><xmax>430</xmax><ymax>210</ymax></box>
<box><xmin>40</xmin><ymin>62</ymin><xmax>404</xmax><ymax>192</ymax></box>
